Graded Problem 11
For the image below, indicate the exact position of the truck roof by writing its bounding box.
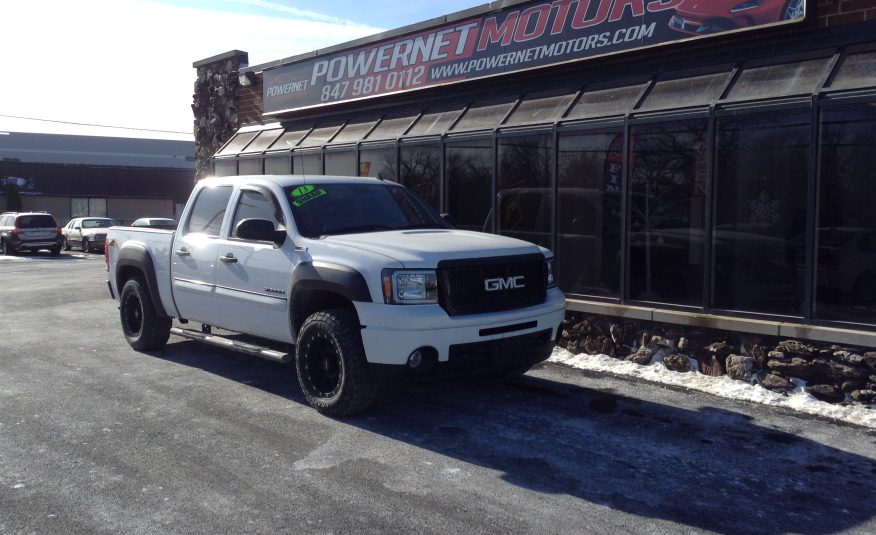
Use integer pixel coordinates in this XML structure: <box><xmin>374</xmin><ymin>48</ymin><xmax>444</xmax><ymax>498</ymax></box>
<box><xmin>199</xmin><ymin>174</ymin><xmax>390</xmax><ymax>189</ymax></box>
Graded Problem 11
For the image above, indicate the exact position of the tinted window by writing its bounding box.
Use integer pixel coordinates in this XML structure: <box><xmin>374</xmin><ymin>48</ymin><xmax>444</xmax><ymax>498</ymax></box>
<box><xmin>286</xmin><ymin>183</ymin><xmax>448</xmax><ymax>238</ymax></box>
<box><xmin>400</xmin><ymin>145</ymin><xmax>441</xmax><ymax>211</ymax></box>
<box><xmin>446</xmin><ymin>139</ymin><xmax>493</xmax><ymax>232</ymax></box>
<box><xmin>815</xmin><ymin>104</ymin><xmax>876</xmax><ymax>324</ymax></box>
<box><xmin>557</xmin><ymin>131</ymin><xmax>623</xmax><ymax>297</ymax></box>
<box><xmin>185</xmin><ymin>186</ymin><xmax>233</xmax><ymax>236</ymax></box>
<box><xmin>231</xmin><ymin>190</ymin><xmax>283</xmax><ymax>238</ymax></box>
<box><xmin>497</xmin><ymin>135</ymin><xmax>553</xmax><ymax>249</ymax></box>
<box><xmin>629</xmin><ymin>120</ymin><xmax>708</xmax><ymax>306</ymax></box>
<box><xmin>18</xmin><ymin>215</ymin><xmax>57</xmax><ymax>228</ymax></box>
<box><xmin>713</xmin><ymin>111</ymin><xmax>810</xmax><ymax>315</ymax></box>
<box><xmin>359</xmin><ymin>147</ymin><xmax>397</xmax><ymax>180</ymax></box>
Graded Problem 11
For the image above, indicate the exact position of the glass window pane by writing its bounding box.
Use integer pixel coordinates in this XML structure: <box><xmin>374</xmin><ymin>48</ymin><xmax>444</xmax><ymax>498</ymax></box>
<box><xmin>331</xmin><ymin>120</ymin><xmax>378</xmax><ymax>145</ymax></box>
<box><xmin>505</xmin><ymin>92</ymin><xmax>577</xmax><ymax>127</ymax></box>
<box><xmin>407</xmin><ymin>107</ymin><xmax>464</xmax><ymax>137</ymax></box>
<box><xmin>728</xmin><ymin>58</ymin><xmax>832</xmax><ymax>101</ymax></box>
<box><xmin>815</xmin><ymin>104</ymin><xmax>876</xmax><ymax>324</ymax></box>
<box><xmin>368</xmin><ymin>114</ymin><xmax>418</xmax><ymax>140</ymax></box>
<box><xmin>298</xmin><ymin>124</ymin><xmax>343</xmax><ymax>148</ymax></box>
<box><xmin>452</xmin><ymin>100</ymin><xmax>516</xmax><ymax>132</ymax></box>
<box><xmin>629</xmin><ymin>120</ymin><xmax>708</xmax><ymax>306</ymax></box>
<box><xmin>830</xmin><ymin>51</ymin><xmax>876</xmax><ymax>91</ymax></box>
<box><xmin>640</xmin><ymin>72</ymin><xmax>730</xmax><ymax>111</ymax></box>
<box><xmin>359</xmin><ymin>147</ymin><xmax>397</xmax><ymax>180</ymax></box>
<box><xmin>231</xmin><ymin>190</ymin><xmax>282</xmax><ymax>238</ymax></box>
<box><xmin>71</xmin><ymin>198</ymin><xmax>88</xmax><ymax>218</ymax></box>
<box><xmin>270</xmin><ymin>129</ymin><xmax>310</xmax><ymax>150</ymax></box>
<box><xmin>215</xmin><ymin>132</ymin><xmax>258</xmax><ymax>156</ymax></box>
<box><xmin>325</xmin><ymin>151</ymin><xmax>357</xmax><ymax>176</ymax></box>
<box><xmin>239</xmin><ymin>129</ymin><xmax>283</xmax><ymax>154</ymax></box>
<box><xmin>557</xmin><ymin>131</ymin><xmax>623</xmax><ymax>297</ymax></box>
<box><xmin>185</xmin><ymin>186</ymin><xmax>233</xmax><ymax>236</ymax></box>
<box><xmin>293</xmin><ymin>153</ymin><xmax>322</xmax><ymax>175</ymax></box>
<box><xmin>446</xmin><ymin>139</ymin><xmax>493</xmax><ymax>232</ymax></box>
<box><xmin>566</xmin><ymin>84</ymin><xmax>647</xmax><ymax>120</ymax></box>
<box><xmin>400</xmin><ymin>144</ymin><xmax>441</xmax><ymax>211</ymax></box>
<box><xmin>265</xmin><ymin>154</ymin><xmax>291</xmax><ymax>174</ymax></box>
<box><xmin>497</xmin><ymin>135</ymin><xmax>553</xmax><ymax>249</ymax></box>
<box><xmin>214</xmin><ymin>159</ymin><xmax>237</xmax><ymax>177</ymax></box>
<box><xmin>713</xmin><ymin>111</ymin><xmax>810</xmax><ymax>315</ymax></box>
<box><xmin>238</xmin><ymin>158</ymin><xmax>263</xmax><ymax>175</ymax></box>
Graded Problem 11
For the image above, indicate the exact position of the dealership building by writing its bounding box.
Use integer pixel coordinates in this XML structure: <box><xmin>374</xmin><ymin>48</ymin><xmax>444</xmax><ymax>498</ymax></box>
<box><xmin>192</xmin><ymin>0</ymin><xmax>876</xmax><ymax>347</ymax></box>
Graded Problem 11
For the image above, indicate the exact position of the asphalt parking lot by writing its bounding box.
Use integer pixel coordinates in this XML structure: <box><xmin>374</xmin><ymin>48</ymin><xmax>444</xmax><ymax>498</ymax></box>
<box><xmin>2</xmin><ymin>252</ymin><xmax>876</xmax><ymax>534</ymax></box>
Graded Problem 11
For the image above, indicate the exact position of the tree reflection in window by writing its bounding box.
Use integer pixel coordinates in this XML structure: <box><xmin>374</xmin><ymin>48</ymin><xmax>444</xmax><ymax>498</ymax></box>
<box><xmin>629</xmin><ymin>120</ymin><xmax>708</xmax><ymax>305</ymax></box>
<box><xmin>400</xmin><ymin>145</ymin><xmax>441</xmax><ymax>211</ymax></box>
<box><xmin>445</xmin><ymin>139</ymin><xmax>494</xmax><ymax>232</ymax></box>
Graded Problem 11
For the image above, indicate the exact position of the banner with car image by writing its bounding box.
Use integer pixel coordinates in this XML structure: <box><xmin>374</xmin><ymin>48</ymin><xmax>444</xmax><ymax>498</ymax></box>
<box><xmin>263</xmin><ymin>0</ymin><xmax>806</xmax><ymax>115</ymax></box>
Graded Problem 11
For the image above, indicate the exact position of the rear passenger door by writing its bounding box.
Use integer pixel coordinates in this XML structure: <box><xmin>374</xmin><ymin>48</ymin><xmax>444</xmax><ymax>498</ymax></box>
<box><xmin>211</xmin><ymin>186</ymin><xmax>295</xmax><ymax>343</ymax></box>
<box><xmin>171</xmin><ymin>185</ymin><xmax>234</xmax><ymax>324</ymax></box>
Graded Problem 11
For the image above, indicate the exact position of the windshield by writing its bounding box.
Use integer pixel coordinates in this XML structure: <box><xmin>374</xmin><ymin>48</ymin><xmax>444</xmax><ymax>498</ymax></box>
<box><xmin>285</xmin><ymin>182</ymin><xmax>450</xmax><ymax>238</ymax></box>
<box><xmin>82</xmin><ymin>218</ymin><xmax>117</xmax><ymax>228</ymax></box>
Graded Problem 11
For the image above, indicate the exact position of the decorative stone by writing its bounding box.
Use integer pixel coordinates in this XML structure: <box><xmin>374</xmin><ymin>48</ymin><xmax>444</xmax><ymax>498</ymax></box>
<box><xmin>627</xmin><ymin>344</ymin><xmax>659</xmax><ymax>365</ymax></box>
<box><xmin>768</xmin><ymin>351</ymin><xmax>787</xmax><ymax>360</ymax></box>
<box><xmin>776</xmin><ymin>340</ymin><xmax>816</xmax><ymax>358</ymax></box>
<box><xmin>745</xmin><ymin>344</ymin><xmax>768</xmax><ymax>370</ymax></box>
<box><xmin>804</xmin><ymin>384</ymin><xmax>845</xmax><ymax>403</ymax></box>
<box><xmin>651</xmin><ymin>336</ymin><xmax>673</xmax><ymax>348</ymax></box>
<box><xmin>726</xmin><ymin>355</ymin><xmax>755</xmax><ymax>382</ymax></box>
<box><xmin>833</xmin><ymin>351</ymin><xmax>865</xmax><ymax>366</ymax></box>
<box><xmin>708</xmin><ymin>342</ymin><xmax>734</xmax><ymax>359</ymax></box>
<box><xmin>600</xmin><ymin>337</ymin><xmax>616</xmax><ymax>358</ymax></box>
<box><xmin>850</xmin><ymin>390</ymin><xmax>876</xmax><ymax>404</ymax></box>
<box><xmin>678</xmin><ymin>337</ymin><xmax>689</xmax><ymax>352</ymax></box>
<box><xmin>664</xmin><ymin>353</ymin><xmax>691</xmax><ymax>372</ymax></box>
<box><xmin>864</xmin><ymin>353</ymin><xmax>876</xmax><ymax>371</ymax></box>
<box><xmin>768</xmin><ymin>358</ymin><xmax>869</xmax><ymax>383</ymax></box>
<box><xmin>761</xmin><ymin>374</ymin><xmax>795</xmax><ymax>390</ymax></box>
<box><xmin>698</xmin><ymin>355</ymin><xmax>725</xmax><ymax>377</ymax></box>
<box><xmin>842</xmin><ymin>380</ymin><xmax>867</xmax><ymax>393</ymax></box>
<box><xmin>609</xmin><ymin>323</ymin><xmax>621</xmax><ymax>344</ymax></box>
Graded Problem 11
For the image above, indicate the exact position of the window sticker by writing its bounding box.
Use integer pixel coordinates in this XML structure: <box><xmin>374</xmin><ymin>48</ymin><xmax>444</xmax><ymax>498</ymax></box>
<box><xmin>291</xmin><ymin>184</ymin><xmax>327</xmax><ymax>206</ymax></box>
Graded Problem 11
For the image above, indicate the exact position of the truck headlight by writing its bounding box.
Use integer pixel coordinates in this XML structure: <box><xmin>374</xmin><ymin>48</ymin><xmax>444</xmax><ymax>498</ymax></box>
<box><xmin>382</xmin><ymin>269</ymin><xmax>438</xmax><ymax>304</ymax></box>
<box><xmin>545</xmin><ymin>257</ymin><xmax>557</xmax><ymax>289</ymax></box>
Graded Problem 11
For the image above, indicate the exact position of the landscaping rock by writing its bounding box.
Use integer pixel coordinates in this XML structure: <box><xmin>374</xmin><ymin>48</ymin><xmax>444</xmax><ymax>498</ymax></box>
<box><xmin>865</xmin><ymin>353</ymin><xmax>876</xmax><ymax>371</ymax></box>
<box><xmin>664</xmin><ymin>353</ymin><xmax>691</xmax><ymax>372</ymax></box>
<box><xmin>627</xmin><ymin>344</ymin><xmax>659</xmax><ymax>365</ymax></box>
<box><xmin>761</xmin><ymin>374</ymin><xmax>795</xmax><ymax>390</ymax></box>
<box><xmin>651</xmin><ymin>336</ymin><xmax>674</xmax><ymax>348</ymax></box>
<box><xmin>833</xmin><ymin>351</ymin><xmax>865</xmax><ymax>366</ymax></box>
<box><xmin>726</xmin><ymin>355</ymin><xmax>755</xmax><ymax>382</ymax></box>
<box><xmin>708</xmin><ymin>342</ymin><xmax>734</xmax><ymax>359</ymax></box>
<box><xmin>804</xmin><ymin>384</ymin><xmax>845</xmax><ymax>403</ymax></box>
<box><xmin>776</xmin><ymin>340</ymin><xmax>816</xmax><ymax>358</ymax></box>
<box><xmin>698</xmin><ymin>355</ymin><xmax>725</xmax><ymax>377</ymax></box>
<box><xmin>850</xmin><ymin>390</ymin><xmax>876</xmax><ymax>404</ymax></box>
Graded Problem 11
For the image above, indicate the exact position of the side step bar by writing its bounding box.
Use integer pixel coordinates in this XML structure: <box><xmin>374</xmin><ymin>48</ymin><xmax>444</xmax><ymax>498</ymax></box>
<box><xmin>170</xmin><ymin>327</ymin><xmax>291</xmax><ymax>363</ymax></box>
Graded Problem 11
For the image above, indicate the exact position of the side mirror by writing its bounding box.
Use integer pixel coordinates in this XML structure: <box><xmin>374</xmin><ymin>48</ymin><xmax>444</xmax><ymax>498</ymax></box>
<box><xmin>235</xmin><ymin>218</ymin><xmax>286</xmax><ymax>246</ymax></box>
<box><xmin>440</xmin><ymin>213</ymin><xmax>455</xmax><ymax>227</ymax></box>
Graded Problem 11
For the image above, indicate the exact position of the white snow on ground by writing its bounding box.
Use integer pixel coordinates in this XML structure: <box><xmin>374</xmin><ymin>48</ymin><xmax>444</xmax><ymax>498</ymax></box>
<box><xmin>549</xmin><ymin>347</ymin><xmax>876</xmax><ymax>429</ymax></box>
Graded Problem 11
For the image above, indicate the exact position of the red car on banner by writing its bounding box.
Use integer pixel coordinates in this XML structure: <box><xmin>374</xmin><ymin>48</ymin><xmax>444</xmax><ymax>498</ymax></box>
<box><xmin>669</xmin><ymin>0</ymin><xmax>804</xmax><ymax>35</ymax></box>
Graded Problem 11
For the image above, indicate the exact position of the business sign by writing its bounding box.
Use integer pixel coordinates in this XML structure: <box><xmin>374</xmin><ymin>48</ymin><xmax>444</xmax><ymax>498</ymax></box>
<box><xmin>263</xmin><ymin>0</ymin><xmax>806</xmax><ymax>115</ymax></box>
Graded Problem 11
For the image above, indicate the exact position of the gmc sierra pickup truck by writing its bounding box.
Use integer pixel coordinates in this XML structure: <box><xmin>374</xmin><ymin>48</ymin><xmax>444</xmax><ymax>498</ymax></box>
<box><xmin>106</xmin><ymin>175</ymin><xmax>566</xmax><ymax>415</ymax></box>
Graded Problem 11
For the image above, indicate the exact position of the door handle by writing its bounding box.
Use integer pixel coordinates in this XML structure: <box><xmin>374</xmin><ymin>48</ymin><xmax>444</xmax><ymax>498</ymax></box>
<box><xmin>219</xmin><ymin>254</ymin><xmax>237</xmax><ymax>264</ymax></box>
<box><xmin>174</xmin><ymin>248</ymin><xmax>190</xmax><ymax>257</ymax></box>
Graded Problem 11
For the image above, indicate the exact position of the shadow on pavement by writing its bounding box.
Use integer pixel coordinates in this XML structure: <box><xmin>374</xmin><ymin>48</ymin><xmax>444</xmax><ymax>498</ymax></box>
<box><xmin>150</xmin><ymin>338</ymin><xmax>876</xmax><ymax>535</ymax></box>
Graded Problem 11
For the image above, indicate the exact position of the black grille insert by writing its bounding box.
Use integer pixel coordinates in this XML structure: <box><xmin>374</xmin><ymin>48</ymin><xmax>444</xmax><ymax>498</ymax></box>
<box><xmin>438</xmin><ymin>253</ymin><xmax>546</xmax><ymax>316</ymax></box>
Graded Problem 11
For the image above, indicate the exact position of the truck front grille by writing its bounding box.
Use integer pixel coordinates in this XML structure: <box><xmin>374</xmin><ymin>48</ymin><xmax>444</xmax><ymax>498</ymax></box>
<box><xmin>437</xmin><ymin>254</ymin><xmax>546</xmax><ymax>316</ymax></box>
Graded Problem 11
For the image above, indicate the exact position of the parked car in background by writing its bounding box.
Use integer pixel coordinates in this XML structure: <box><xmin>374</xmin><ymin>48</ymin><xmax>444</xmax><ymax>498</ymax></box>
<box><xmin>0</xmin><ymin>212</ymin><xmax>63</xmax><ymax>256</ymax></box>
<box><xmin>131</xmin><ymin>217</ymin><xmax>177</xmax><ymax>230</ymax></box>
<box><xmin>62</xmin><ymin>217</ymin><xmax>119</xmax><ymax>253</ymax></box>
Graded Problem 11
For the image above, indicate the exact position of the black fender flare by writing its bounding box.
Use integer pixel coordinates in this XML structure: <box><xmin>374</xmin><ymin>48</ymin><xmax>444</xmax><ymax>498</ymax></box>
<box><xmin>290</xmin><ymin>261</ymin><xmax>373</xmax><ymax>304</ymax></box>
<box><xmin>115</xmin><ymin>244</ymin><xmax>169</xmax><ymax>319</ymax></box>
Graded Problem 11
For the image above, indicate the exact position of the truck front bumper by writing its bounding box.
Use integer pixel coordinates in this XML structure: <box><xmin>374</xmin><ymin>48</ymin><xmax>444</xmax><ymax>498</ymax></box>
<box><xmin>355</xmin><ymin>288</ymin><xmax>565</xmax><ymax>367</ymax></box>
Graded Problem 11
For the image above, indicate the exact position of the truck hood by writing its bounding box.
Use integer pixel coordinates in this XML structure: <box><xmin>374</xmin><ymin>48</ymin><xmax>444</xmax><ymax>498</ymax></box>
<box><xmin>322</xmin><ymin>229</ymin><xmax>543</xmax><ymax>267</ymax></box>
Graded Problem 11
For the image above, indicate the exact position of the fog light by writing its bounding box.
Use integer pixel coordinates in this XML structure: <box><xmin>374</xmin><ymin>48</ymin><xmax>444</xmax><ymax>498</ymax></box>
<box><xmin>408</xmin><ymin>350</ymin><xmax>423</xmax><ymax>368</ymax></box>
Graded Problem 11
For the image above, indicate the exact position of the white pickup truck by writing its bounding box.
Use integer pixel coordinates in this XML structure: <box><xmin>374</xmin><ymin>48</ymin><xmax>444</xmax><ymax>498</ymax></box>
<box><xmin>106</xmin><ymin>175</ymin><xmax>565</xmax><ymax>415</ymax></box>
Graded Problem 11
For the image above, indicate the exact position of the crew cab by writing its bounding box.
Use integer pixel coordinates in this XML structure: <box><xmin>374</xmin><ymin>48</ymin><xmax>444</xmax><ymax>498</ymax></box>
<box><xmin>105</xmin><ymin>175</ymin><xmax>566</xmax><ymax>415</ymax></box>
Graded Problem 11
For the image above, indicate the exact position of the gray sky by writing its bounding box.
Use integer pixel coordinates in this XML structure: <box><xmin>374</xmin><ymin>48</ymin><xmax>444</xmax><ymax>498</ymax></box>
<box><xmin>0</xmin><ymin>0</ymin><xmax>484</xmax><ymax>139</ymax></box>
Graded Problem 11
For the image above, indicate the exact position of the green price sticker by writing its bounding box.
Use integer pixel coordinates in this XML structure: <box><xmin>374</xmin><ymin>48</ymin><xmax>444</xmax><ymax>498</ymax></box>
<box><xmin>292</xmin><ymin>187</ymin><xmax>327</xmax><ymax>207</ymax></box>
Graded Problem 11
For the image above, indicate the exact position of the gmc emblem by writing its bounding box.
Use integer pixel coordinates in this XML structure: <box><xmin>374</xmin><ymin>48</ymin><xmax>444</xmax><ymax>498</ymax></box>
<box><xmin>484</xmin><ymin>276</ymin><xmax>526</xmax><ymax>292</ymax></box>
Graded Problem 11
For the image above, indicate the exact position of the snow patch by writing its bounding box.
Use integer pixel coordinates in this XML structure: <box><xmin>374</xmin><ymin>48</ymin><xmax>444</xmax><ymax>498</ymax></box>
<box><xmin>549</xmin><ymin>347</ymin><xmax>876</xmax><ymax>429</ymax></box>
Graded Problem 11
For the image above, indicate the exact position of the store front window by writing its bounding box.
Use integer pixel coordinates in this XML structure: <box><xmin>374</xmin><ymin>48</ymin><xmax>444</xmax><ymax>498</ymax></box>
<box><xmin>446</xmin><ymin>139</ymin><xmax>493</xmax><ymax>232</ymax></box>
<box><xmin>400</xmin><ymin>144</ymin><xmax>441</xmax><ymax>210</ymax></box>
<box><xmin>557</xmin><ymin>130</ymin><xmax>623</xmax><ymax>297</ymax></box>
<box><xmin>629</xmin><ymin>119</ymin><xmax>708</xmax><ymax>306</ymax></box>
<box><xmin>497</xmin><ymin>134</ymin><xmax>553</xmax><ymax>249</ymax></box>
<box><xmin>358</xmin><ymin>146</ymin><xmax>397</xmax><ymax>180</ymax></box>
<box><xmin>324</xmin><ymin>151</ymin><xmax>356</xmax><ymax>176</ymax></box>
<box><xmin>713</xmin><ymin>111</ymin><xmax>810</xmax><ymax>315</ymax></box>
<box><xmin>293</xmin><ymin>152</ymin><xmax>322</xmax><ymax>175</ymax></box>
<box><xmin>815</xmin><ymin>103</ymin><xmax>876</xmax><ymax>325</ymax></box>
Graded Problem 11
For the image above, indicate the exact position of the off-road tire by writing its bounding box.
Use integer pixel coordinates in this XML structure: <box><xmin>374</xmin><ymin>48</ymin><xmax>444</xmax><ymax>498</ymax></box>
<box><xmin>295</xmin><ymin>308</ymin><xmax>378</xmax><ymax>416</ymax></box>
<box><xmin>119</xmin><ymin>275</ymin><xmax>171</xmax><ymax>351</ymax></box>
